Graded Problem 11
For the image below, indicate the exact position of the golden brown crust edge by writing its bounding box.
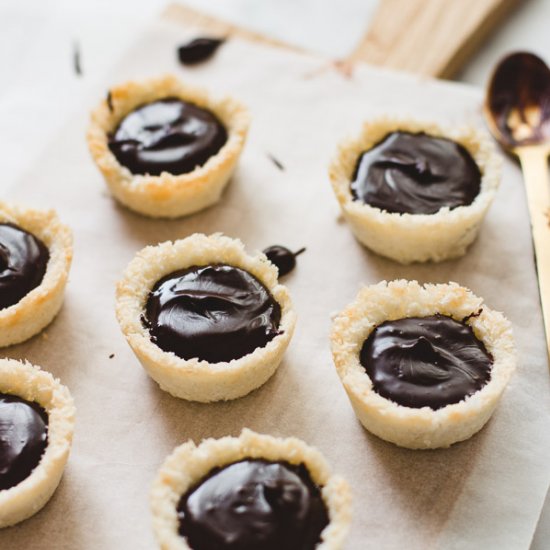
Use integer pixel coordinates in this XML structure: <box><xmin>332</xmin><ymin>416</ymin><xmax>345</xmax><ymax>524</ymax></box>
<box><xmin>150</xmin><ymin>429</ymin><xmax>352</xmax><ymax>550</ymax></box>
<box><xmin>87</xmin><ymin>74</ymin><xmax>250</xmax><ymax>218</ymax></box>
<box><xmin>115</xmin><ymin>233</ymin><xmax>296</xmax><ymax>402</ymax></box>
<box><xmin>330</xmin><ymin>280</ymin><xmax>516</xmax><ymax>449</ymax></box>
<box><xmin>0</xmin><ymin>202</ymin><xmax>73</xmax><ymax>347</ymax></box>
<box><xmin>0</xmin><ymin>359</ymin><xmax>75</xmax><ymax>528</ymax></box>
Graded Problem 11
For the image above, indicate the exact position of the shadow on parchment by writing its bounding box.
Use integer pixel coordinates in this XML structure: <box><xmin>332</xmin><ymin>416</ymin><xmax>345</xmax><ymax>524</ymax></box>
<box><xmin>354</xmin><ymin>411</ymin><xmax>493</xmax><ymax>544</ymax></box>
<box><xmin>0</xmin><ymin>286</ymin><xmax>116</xmax><ymax>396</ymax></box>
<box><xmin>104</xmin><ymin>165</ymin><xmax>262</xmax><ymax>252</ymax></box>
<box><xmin>0</xmin><ymin>472</ymin><xmax>89</xmax><ymax>550</ymax></box>
<box><xmin>347</xmin><ymin>213</ymin><xmax>517</xmax><ymax>294</ymax></box>
<box><xmin>141</xmin><ymin>353</ymin><xmax>315</xmax><ymax>447</ymax></box>
<box><xmin>0</xmin><ymin>298</ymin><xmax>86</xmax><ymax>386</ymax></box>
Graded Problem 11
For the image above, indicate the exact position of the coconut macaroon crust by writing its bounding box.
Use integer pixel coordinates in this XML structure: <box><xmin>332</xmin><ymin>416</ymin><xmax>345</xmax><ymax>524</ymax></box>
<box><xmin>331</xmin><ymin>280</ymin><xmax>516</xmax><ymax>449</ymax></box>
<box><xmin>0</xmin><ymin>202</ymin><xmax>72</xmax><ymax>347</ymax></box>
<box><xmin>87</xmin><ymin>74</ymin><xmax>250</xmax><ymax>218</ymax></box>
<box><xmin>116</xmin><ymin>233</ymin><xmax>296</xmax><ymax>402</ymax></box>
<box><xmin>329</xmin><ymin>118</ymin><xmax>502</xmax><ymax>264</ymax></box>
<box><xmin>0</xmin><ymin>359</ymin><xmax>75</xmax><ymax>528</ymax></box>
<box><xmin>151</xmin><ymin>429</ymin><xmax>352</xmax><ymax>550</ymax></box>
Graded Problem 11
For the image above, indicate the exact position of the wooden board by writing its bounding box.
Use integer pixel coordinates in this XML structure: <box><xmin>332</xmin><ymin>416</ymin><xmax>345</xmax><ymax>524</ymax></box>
<box><xmin>163</xmin><ymin>0</ymin><xmax>520</xmax><ymax>78</ymax></box>
<box><xmin>352</xmin><ymin>0</ymin><xmax>521</xmax><ymax>77</ymax></box>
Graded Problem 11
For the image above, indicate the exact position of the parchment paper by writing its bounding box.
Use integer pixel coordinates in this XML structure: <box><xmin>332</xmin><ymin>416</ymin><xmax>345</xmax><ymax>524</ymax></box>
<box><xmin>0</xmin><ymin>19</ymin><xmax>549</xmax><ymax>550</ymax></box>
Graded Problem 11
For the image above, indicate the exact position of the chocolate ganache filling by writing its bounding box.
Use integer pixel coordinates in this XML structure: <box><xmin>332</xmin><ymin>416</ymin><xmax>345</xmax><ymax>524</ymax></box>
<box><xmin>350</xmin><ymin>131</ymin><xmax>482</xmax><ymax>215</ymax></box>
<box><xmin>177</xmin><ymin>459</ymin><xmax>329</xmax><ymax>550</ymax></box>
<box><xmin>360</xmin><ymin>314</ymin><xmax>493</xmax><ymax>410</ymax></box>
<box><xmin>145</xmin><ymin>264</ymin><xmax>281</xmax><ymax>363</ymax></box>
<box><xmin>108</xmin><ymin>97</ymin><xmax>227</xmax><ymax>176</ymax></box>
<box><xmin>0</xmin><ymin>393</ymin><xmax>48</xmax><ymax>491</ymax></box>
<box><xmin>0</xmin><ymin>223</ymin><xmax>49</xmax><ymax>310</ymax></box>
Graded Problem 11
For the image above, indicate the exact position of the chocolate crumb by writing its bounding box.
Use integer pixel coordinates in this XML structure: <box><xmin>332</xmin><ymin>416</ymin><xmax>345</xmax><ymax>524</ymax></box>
<box><xmin>73</xmin><ymin>41</ymin><xmax>82</xmax><ymax>77</ymax></box>
<box><xmin>106</xmin><ymin>91</ymin><xmax>114</xmax><ymax>113</ymax></box>
<box><xmin>267</xmin><ymin>153</ymin><xmax>285</xmax><ymax>171</ymax></box>
<box><xmin>177</xmin><ymin>37</ymin><xmax>225</xmax><ymax>65</ymax></box>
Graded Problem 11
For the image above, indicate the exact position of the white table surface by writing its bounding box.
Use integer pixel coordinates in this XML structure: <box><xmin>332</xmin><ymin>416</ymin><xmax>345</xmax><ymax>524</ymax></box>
<box><xmin>0</xmin><ymin>0</ymin><xmax>549</xmax><ymax>547</ymax></box>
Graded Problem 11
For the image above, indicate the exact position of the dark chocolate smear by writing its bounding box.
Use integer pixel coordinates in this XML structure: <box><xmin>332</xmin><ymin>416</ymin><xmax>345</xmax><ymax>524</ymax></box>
<box><xmin>145</xmin><ymin>264</ymin><xmax>281</xmax><ymax>363</ymax></box>
<box><xmin>0</xmin><ymin>393</ymin><xmax>48</xmax><ymax>491</ymax></box>
<box><xmin>360</xmin><ymin>314</ymin><xmax>493</xmax><ymax>410</ymax></box>
<box><xmin>350</xmin><ymin>131</ymin><xmax>482</xmax><ymax>215</ymax></box>
<box><xmin>108</xmin><ymin>97</ymin><xmax>227</xmax><ymax>176</ymax></box>
<box><xmin>0</xmin><ymin>223</ymin><xmax>49</xmax><ymax>310</ymax></box>
<box><xmin>177</xmin><ymin>459</ymin><xmax>329</xmax><ymax>550</ymax></box>
<box><xmin>263</xmin><ymin>245</ymin><xmax>306</xmax><ymax>277</ymax></box>
<box><xmin>178</xmin><ymin>37</ymin><xmax>225</xmax><ymax>65</ymax></box>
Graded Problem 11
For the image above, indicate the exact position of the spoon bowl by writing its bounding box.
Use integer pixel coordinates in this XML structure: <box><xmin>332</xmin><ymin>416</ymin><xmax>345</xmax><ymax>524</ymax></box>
<box><xmin>484</xmin><ymin>51</ymin><xmax>550</xmax><ymax>151</ymax></box>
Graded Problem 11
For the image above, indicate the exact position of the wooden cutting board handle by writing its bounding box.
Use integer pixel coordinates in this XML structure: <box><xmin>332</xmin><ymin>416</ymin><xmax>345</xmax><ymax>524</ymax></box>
<box><xmin>351</xmin><ymin>0</ymin><xmax>520</xmax><ymax>77</ymax></box>
<box><xmin>164</xmin><ymin>0</ymin><xmax>519</xmax><ymax>78</ymax></box>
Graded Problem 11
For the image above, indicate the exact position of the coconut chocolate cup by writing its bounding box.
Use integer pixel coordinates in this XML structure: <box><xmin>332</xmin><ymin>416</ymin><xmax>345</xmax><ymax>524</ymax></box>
<box><xmin>151</xmin><ymin>429</ymin><xmax>352</xmax><ymax>549</ymax></box>
<box><xmin>116</xmin><ymin>233</ymin><xmax>296</xmax><ymax>402</ymax></box>
<box><xmin>87</xmin><ymin>75</ymin><xmax>250</xmax><ymax>219</ymax></box>
<box><xmin>0</xmin><ymin>202</ymin><xmax>72</xmax><ymax>347</ymax></box>
<box><xmin>0</xmin><ymin>359</ymin><xmax>75</xmax><ymax>528</ymax></box>
<box><xmin>329</xmin><ymin>118</ymin><xmax>501</xmax><ymax>264</ymax></box>
<box><xmin>331</xmin><ymin>280</ymin><xmax>516</xmax><ymax>449</ymax></box>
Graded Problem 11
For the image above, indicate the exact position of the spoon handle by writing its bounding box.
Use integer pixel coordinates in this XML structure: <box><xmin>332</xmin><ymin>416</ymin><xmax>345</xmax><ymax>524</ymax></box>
<box><xmin>518</xmin><ymin>146</ymin><xmax>550</xmax><ymax>359</ymax></box>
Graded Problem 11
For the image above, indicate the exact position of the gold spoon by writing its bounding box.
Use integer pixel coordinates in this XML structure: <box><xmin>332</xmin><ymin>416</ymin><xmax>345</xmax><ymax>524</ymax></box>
<box><xmin>484</xmin><ymin>51</ymin><xmax>550</xmax><ymax>357</ymax></box>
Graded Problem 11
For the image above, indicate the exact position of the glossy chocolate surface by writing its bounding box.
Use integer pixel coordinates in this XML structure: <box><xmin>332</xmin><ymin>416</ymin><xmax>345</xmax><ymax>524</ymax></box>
<box><xmin>145</xmin><ymin>264</ymin><xmax>281</xmax><ymax>363</ymax></box>
<box><xmin>108</xmin><ymin>97</ymin><xmax>227</xmax><ymax>176</ymax></box>
<box><xmin>263</xmin><ymin>245</ymin><xmax>306</xmax><ymax>277</ymax></box>
<box><xmin>350</xmin><ymin>131</ymin><xmax>481</xmax><ymax>215</ymax></box>
<box><xmin>178</xmin><ymin>37</ymin><xmax>225</xmax><ymax>65</ymax></box>
<box><xmin>0</xmin><ymin>393</ymin><xmax>48</xmax><ymax>491</ymax></box>
<box><xmin>360</xmin><ymin>314</ymin><xmax>493</xmax><ymax>410</ymax></box>
<box><xmin>177</xmin><ymin>459</ymin><xmax>329</xmax><ymax>550</ymax></box>
<box><xmin>0</xmin><ymin>223</ymin><xmax>49</xmax><ymax>310</ymax></box>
